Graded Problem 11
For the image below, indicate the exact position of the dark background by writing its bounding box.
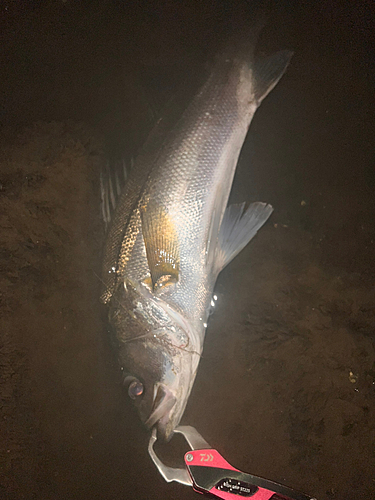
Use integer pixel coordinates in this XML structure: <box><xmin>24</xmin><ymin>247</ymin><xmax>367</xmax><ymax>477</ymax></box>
<box><xmin>1</xmin><ymin>1</ymin><xmax>374</xmax><ymax>499</ymax></box>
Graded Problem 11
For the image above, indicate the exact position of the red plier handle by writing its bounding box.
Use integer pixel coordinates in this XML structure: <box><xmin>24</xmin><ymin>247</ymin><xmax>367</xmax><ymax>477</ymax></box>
<box><xmin>148</xmin><ymin>426</ymin><xmax>317</xmax><ymax>500</ymax></box>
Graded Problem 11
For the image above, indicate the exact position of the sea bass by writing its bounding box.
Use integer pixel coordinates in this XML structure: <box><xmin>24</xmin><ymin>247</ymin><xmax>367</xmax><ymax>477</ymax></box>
<box><xmin>101</xmin><ymin>29</ymin><xmax>292</xmax><ymax>441</ymax></box>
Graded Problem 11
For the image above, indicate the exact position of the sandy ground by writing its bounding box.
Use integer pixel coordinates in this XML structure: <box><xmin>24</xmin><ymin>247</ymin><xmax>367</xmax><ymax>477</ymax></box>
<box><xmin>1</xmin><ymin>1</ymin><xmax>374</xmax><ymax>499</ymax></box>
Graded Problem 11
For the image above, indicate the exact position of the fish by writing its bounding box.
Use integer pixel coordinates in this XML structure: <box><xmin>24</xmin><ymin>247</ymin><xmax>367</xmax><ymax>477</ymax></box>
<box><xmin>100</xmin><ymin>23</ymin><xmax>293</xmax><ymax>441</ymax></box>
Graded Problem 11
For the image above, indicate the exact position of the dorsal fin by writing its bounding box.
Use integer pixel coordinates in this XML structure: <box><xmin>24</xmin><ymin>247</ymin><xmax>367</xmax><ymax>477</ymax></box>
<box><xmin>100</xmin><ymin>62</ymin><xmax>204</xmax><ymax>232</ymax></box>
<box><xmin>100</xmin><ymin>158</ymin><xmax>130</xmax><ymax>230</ymax></box>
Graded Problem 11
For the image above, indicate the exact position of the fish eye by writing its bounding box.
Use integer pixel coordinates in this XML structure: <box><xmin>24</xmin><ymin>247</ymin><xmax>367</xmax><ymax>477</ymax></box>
<box><xmin>128</xmin><ymin>379</ymin><xmax>143</xmax><ymax>399</ymax></box>
<box><xmin>124</xmin><ymin>375</ymin><xmax>144</xmax><ymax>399</ymax></box>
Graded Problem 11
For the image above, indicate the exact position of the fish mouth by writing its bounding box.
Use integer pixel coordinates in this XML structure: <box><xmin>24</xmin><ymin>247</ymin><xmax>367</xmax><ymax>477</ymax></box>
<box><xmin>144</xmin><ymin>383</ymin><xmax>177</xmax><ymax>440</ymax></box>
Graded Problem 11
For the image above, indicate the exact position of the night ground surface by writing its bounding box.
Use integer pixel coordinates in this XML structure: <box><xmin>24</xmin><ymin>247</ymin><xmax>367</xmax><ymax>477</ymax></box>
<box><xmin>0</xmin><ymin>1</ymin><xmax>374</xmax><ymax>499</ymax></box>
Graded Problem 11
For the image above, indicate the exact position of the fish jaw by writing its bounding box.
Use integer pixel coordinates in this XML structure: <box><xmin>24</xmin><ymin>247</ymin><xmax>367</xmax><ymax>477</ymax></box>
<box><xmin>144</xmin><ymin>370</ymin><xmax>195</xmax><ymax>441</ymax></box>
<box><xmin>146</xmin><ymin>346</ymin><xmax>200</xmax><ymax>441</ymax></box>
<box><xmin>144</xmin><ymin>383</ymin><xmax>177</xmax><ymax>430</ymax></box>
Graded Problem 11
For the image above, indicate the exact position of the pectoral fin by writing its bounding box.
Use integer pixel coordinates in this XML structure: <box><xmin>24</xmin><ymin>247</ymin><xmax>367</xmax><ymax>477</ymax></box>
<box><xmin>215</xmin><ymin>202</ymin><xmax>273</xmax><ymax>274</ymax></box>
<box><xmin>141</xmin><ymin>205</ymin><xmax>180</xmax><ymax>291</ymax></box>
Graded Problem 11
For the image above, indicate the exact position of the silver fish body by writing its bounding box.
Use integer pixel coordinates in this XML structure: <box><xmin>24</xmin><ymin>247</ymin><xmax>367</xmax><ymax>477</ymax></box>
<box><xmin>101</xmin><ymin>34</ymin><xmax>292</xmax><ymax>440</ymax></box>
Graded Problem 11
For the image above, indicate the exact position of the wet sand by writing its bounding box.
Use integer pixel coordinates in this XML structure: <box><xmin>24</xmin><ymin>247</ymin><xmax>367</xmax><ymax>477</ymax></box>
<box><xmin>1</xmin><ymin>2</ymin><xmax>374</xmax><ymax>499</ymax></box>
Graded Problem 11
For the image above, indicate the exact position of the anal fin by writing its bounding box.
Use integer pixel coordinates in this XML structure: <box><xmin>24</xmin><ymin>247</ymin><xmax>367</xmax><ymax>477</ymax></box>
<box><xmin>253</xmin><ymin>50</ymin><xmax>293</xmax><ymax>104</ymax></box>
<box><xmin>215</xmin><ymin>202</ymin><xmax>273</xmax><ymax>273</ymax></box>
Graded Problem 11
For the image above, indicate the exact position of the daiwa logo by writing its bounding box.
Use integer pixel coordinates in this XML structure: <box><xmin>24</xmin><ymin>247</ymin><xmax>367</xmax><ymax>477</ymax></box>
<box><xmin>200</xmin><ymin>453</ymin><xmax>214</xmax><ymax>462</ymax></box>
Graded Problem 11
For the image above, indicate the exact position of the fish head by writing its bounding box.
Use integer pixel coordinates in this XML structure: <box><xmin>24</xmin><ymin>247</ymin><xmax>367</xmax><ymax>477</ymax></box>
<box><xmin>109</xmin><ymin>280</ymin><xmax>200</xmax><ymax>441</ymax></box>
<box><xmin>119</xmin><ymin>336</ymin><xmax>196</xmax><ymax>441</ymax></box>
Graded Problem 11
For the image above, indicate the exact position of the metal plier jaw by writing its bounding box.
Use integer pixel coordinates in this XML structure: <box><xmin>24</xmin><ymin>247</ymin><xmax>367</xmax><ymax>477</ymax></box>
<box><xmin>149</xmin><ymin>425</ymin><xmax>317</xmax><ymax>500</ymax></box>
<box><xmin>148</xmin><ymin>425</ymin><xmax>210</xmax><ymax>486</ymax></box>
